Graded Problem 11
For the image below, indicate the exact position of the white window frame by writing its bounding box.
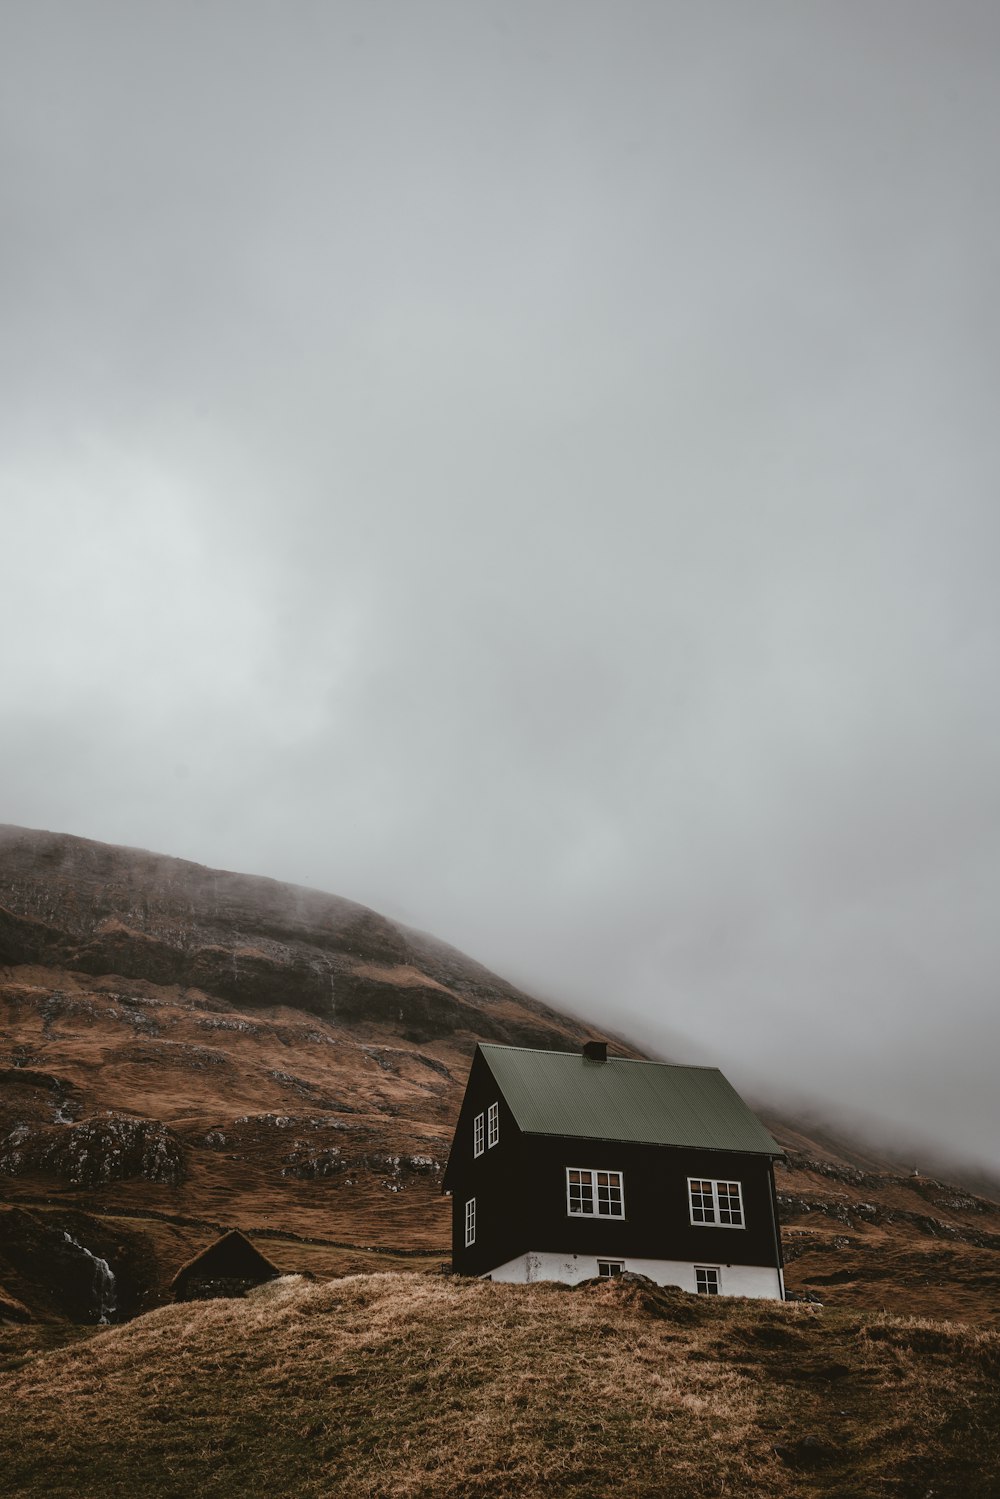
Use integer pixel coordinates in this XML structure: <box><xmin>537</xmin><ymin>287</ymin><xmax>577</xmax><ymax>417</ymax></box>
<box><xmin>687</xmin><ymin>1177</ymin><xmax>745</xmax><ymax>1228</ymax></box>
<box><xmin>566</xmin><ymin>1167</ymin><xmax>625</xmax><ymax>1219</ymax></box>
<box><xmin>465</xmin><ymin>1197</ymin><xmax>476</xmax><ymax>1246</ymax></box>
<box><xmin>487</xmin><ymin>1100</ymin><xmax>499</xmax><ymax>1149</ymax></box>
<box><xmin>597</xmin><ymin>1259</ymin><xmax>625</xmax><ymax>1278</ymax></box>
<box><xmin>473</xmin><ymin>1112</ymin><xmax>485</xmax><ymax>1158</ymax></box>
<box><xmin>695</xmin><ymin>1265</ymin><xmax>721</xmax><ymax>1295</ymax></box>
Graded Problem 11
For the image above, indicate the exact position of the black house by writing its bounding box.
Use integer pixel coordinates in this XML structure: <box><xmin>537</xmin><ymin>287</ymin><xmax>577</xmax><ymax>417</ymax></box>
<box><xmin>442</xmin><ymin>1041</ymin><xmax>785</xmax><ymax>1298</ymax></box>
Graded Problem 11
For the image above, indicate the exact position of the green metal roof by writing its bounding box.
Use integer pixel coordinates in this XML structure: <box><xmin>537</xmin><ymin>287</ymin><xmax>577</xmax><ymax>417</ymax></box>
<box><xmin>479</xmin><ymin>1044</ymin><xmax>781</xmax><ymax>1156</ymax></box>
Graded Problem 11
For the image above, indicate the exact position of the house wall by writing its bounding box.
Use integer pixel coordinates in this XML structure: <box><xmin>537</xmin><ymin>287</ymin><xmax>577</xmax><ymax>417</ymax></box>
<box><xmin>445</xmin><ymin>1049</ymin><xmax>529</xmax><ymax>1275</ymax></box>
<box><xmin>488</xmin><ymin>1251</ymin><xmax>784</xmax><ymax>1299</ymax></box>
<box><xmin>498</xmin><ymin>1134</ymin><xmax>780</xmax><ymax>1271</ymax></box>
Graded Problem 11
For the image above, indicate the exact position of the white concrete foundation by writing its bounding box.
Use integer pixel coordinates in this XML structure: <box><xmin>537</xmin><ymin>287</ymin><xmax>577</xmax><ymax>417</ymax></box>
<box><xmin>487</xmin><ymin>1251</ymin><xmax>784</xmax><ymax>1300</ymax></box>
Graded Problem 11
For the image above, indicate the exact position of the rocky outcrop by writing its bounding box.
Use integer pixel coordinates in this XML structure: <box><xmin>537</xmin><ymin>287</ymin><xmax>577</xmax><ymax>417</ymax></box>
<box><xmin>0</xmin><ymin>1114</ymin><xmax>184</xmax><ymax>1188</ymax></box>
<box><xmin>777</xmin><ymin>1192</ymin><xmax>1000</xmax><ymax>1252</ymax></box>
<box><xmin>281</xmin><ymin>1143</ymin><xmax>346</xmax><ymax>1179</ymax></box>
<box><xmin>280</xmin><ymin>1141</ymin><xmax>443</xmax><ymax>1184</ymax></box>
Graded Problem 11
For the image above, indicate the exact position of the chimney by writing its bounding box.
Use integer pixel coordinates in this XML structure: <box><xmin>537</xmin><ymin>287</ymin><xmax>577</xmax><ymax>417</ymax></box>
<box><xmin>583</xmin><ymin>1040</ymin><xmax>608</xmax><ymax>1063</ymax></box>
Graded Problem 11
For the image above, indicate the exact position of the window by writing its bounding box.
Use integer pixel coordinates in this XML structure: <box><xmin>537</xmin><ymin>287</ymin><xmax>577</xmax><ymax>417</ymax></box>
<box><xmin>695</xmin><ymin>1266</ymin><xmax>720</xmax><ymax>1295</ymax></box>
<box><xmin>597</xmin><ymin>1260</ymin><xmax>624</xmax><ymax>1278</ymax></box>
<box><xmin>487</xmin><ymin>1101</ymin><xmax>499</xmax><ymax>1148</ymax></box>
<box><xmin>465</xmin><ymin>1197</ymin><xmax>476</xmax><ymax>1246</ymax></box>
<box><xmin>688</xmin><ymin>1178</ymin><xmax>744</xmax><ymax>1228</ymax></box>
<box><xmin>567</xmin><ymin>1168</ymin><xmax>625</xmax><ymax>1218</ymax></box>
<box><xmin>473</xmin><ymin>1112</ymin><xmax>484</xmax><ymax>1157</ymax></box>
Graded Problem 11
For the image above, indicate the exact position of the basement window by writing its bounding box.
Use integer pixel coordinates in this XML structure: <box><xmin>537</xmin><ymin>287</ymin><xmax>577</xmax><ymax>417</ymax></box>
<box><xmin>695</xmin><ymin>1266</ymin><xmax>720</xmax><ymax>1295</ymax></box>
<box><xmin>465</xmin><ymin>1197</ymin><xmax>476</xmax><ymax>1247</ymax></box>
<box><xmin>473</xmin><ymin>1112</ymin><xmax>485</xmax><ymax>1158</ymax></box>
<box><xmin>597</xmin><ymin>1260</ymin><xmax>624</xmax><ymax>1278</ymax></box>
<box><xmin>567</xmin><ymin>1168</ymin><xmax>625</xmax><ymax>1218</ymax></box>
<box><xmin>487</xmin><ymin>1100</ymin><xmax>499</xmax><ymax>1149</ymax></box>
<box><xmin>688</xmin><ymin>1178</ymin><xmax>744</xmax><ymax>1228</ymax></box>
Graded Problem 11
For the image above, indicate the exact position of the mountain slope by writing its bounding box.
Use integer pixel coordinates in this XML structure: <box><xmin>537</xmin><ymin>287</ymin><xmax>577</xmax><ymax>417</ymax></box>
<box><xmin>0</xmin><ymin>824</ymin><xmax>583</xmax><ymax>1044</ymax></box>
<box><xmin>1</xmin><ymin>824</ymin><xmax>999</xmax><ymax>1328</ymax></box>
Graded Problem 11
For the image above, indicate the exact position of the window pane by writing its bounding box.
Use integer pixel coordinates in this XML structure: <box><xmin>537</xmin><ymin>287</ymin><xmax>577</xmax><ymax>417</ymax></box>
<box><xmin>596</xmin><ymin>1171</ymin><xmax>624</xmax><ymax>1216</ymax></box>
<box><xmin>569</xmin><ymin>1177</ymin><xmax>594</xmax><ymax>1214</ymax></box>
<box><xmin>689</xmin><ymin>1180</ymin><xmax>715</xmax><ymax>1223</ymax></box>
<box><xmin>717</xmin><ymin>1182</ymin><xmax>743</xmax><ymax>1226</ymax></box>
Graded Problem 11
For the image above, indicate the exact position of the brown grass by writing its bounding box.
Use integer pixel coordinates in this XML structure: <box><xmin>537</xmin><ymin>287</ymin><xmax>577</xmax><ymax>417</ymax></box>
<box><xmin>1</xmin><ymin>1273</ymin><xmax>998</xmax><ymax>1499</ymax></box>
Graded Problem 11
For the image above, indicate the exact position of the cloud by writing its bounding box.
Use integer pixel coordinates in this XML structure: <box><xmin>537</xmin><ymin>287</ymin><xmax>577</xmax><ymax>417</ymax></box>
<box><xmin>2</xmin><ymin>1</ymin><xmax>999</xmax><ymax>1170</ymax></box>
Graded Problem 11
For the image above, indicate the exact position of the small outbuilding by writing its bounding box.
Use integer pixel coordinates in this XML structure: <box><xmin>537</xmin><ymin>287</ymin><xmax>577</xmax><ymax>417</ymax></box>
<box><xmin>170</xmin><ymin>1230</ymin><xmax>282</xmax><ymax>1301</ymax></box>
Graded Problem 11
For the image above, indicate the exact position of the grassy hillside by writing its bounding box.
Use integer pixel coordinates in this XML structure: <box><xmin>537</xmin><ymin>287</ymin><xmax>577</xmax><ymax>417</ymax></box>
<box><xmin>2</xmin><ymin>1272</ymin><xmax>998</xmax><ymax>1499</ymax></box>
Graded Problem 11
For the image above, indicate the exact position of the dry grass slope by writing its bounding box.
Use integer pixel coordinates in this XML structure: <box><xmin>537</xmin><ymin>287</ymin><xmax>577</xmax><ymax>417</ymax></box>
<box><xmin>2</xmin><ymin>1273</ymin><xmax>998</xmax><ymax>1499</ymax></box>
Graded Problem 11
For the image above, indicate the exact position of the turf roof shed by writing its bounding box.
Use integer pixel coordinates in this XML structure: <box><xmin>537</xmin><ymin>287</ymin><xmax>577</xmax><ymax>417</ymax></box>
<box><xmin>170</xmin><ymin>1230</ymin><xmax>282</xmax><ymax>1301</ymax></box>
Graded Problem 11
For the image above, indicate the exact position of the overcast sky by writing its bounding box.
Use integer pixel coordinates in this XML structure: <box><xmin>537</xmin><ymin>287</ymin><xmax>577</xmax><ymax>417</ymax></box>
<box><xmin>3</xmin><ymin>2</ymin><xmax>999</xmax><ymax>1171</ymax></box>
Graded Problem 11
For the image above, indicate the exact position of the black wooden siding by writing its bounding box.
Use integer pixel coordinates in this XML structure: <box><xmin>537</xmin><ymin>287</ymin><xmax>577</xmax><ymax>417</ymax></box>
<box><xmin>445</xmin><ymin>1049</ymin><xmax>525</xmax><ymax>1273</ymax></box>
<box><xmin>446</xmin><ymin>1053</ymin><xmax>783</xmax><ymax>1277</ymax></box>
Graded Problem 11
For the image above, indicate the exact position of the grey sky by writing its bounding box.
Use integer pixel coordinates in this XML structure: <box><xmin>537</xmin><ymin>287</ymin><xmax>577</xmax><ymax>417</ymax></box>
<box><xmin>3</xmin><ymin>2</ymin><xmax>999</xmax><ymax>1170</ymax></box>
